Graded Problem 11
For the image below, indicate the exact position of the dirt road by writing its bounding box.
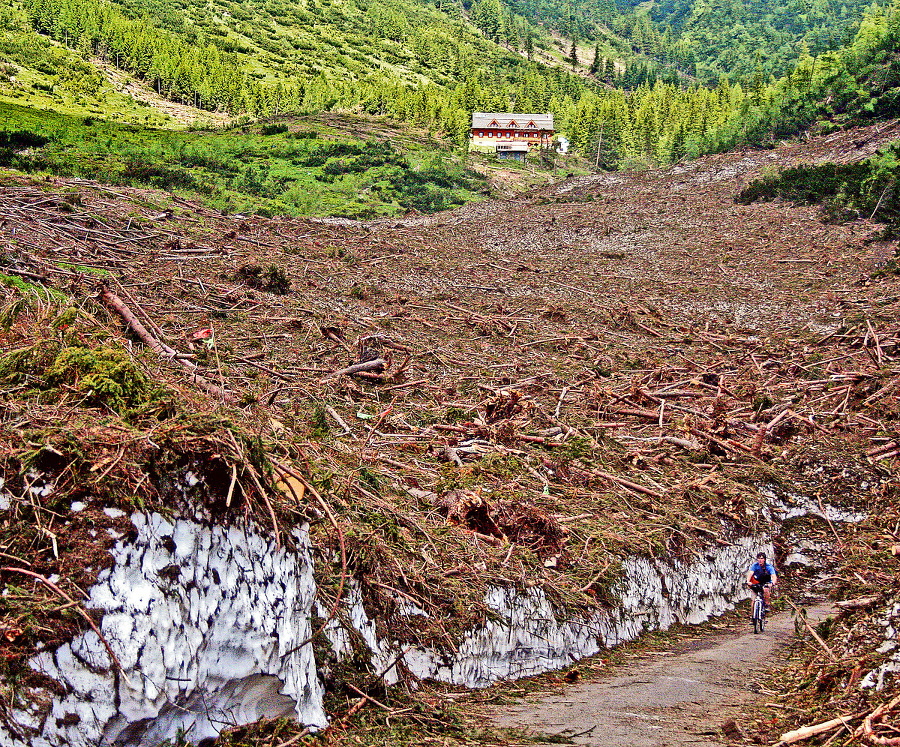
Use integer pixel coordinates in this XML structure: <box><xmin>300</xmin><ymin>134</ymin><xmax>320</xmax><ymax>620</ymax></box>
<box><xmin>493</xmin><ymin>607</ymin><xmax>828</xmax><ymax>746</ymax></box>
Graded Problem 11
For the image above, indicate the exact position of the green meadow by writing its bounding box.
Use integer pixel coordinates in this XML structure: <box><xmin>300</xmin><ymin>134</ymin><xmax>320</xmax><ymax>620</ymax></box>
<box><xmin>0</xmin><ymin>102</ymin><xmax>487</xmax><ymax>217</ymax></box>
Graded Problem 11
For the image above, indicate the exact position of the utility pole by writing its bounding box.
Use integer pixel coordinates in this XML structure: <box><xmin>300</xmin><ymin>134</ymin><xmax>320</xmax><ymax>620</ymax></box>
<box><xmin>594</xmin><ymin>123</ymin><xmax>604</xmax><ymax>170</ymax></box>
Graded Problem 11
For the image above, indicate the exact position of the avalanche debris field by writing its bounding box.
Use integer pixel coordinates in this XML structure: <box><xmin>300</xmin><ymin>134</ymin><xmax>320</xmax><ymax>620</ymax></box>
<box><xmin>2</xmin><ymin>119</ymin><xmax>900</xmax><ymax>745</ymax></box>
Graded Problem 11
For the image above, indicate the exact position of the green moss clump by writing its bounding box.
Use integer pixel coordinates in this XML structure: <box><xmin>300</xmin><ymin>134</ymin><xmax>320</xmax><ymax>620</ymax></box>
<box><xmin>0</xmin><ymin>343</ymin><xmax>57</xmax><ymax>386</ymax></box>
<box><xmin>47</xmin><ymin>346</ymin><xmax>156</xmax><ymax>412</ymax></box>
<box><xmin>0</xmin><ymin>273</ymin><xmax>65</xmax><ymax>300</ymax></box>
<box><xmin>0</xmin><ymin>339</ymin><xmax>160</xmax><ymax>414</ymax></box>
<box><xmin>51</xmin><ymin>306</ymin><xmax>79</xmax><ymax>329</ymax></box>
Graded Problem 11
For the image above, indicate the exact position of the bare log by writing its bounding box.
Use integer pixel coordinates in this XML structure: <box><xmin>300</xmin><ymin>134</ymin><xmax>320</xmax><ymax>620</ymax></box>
<box><xmin>835</xmin><ymin>595</ymin><xmax>880</xmax><ymax>610</ymax></box>
<box><xmin>322</xmin><ymin>358</ymin><xmax>387</xmax><ymax>381</ymax></box>
<box><xmin>856</xmin><ymin>694</ymin><xmax>900</xmax><ymax>745</ymax></box>
<box><xmin>775</xmin><ymin>713</ymin><xmax>864</xmax><ymax>746</ymax></box>
<box><xmin>98</xmin><ymin>284</ymin><xmax>234</xmax><ymax>402</ymax></box>
<box><xmin>325</xmin><ymin>405</ymin><xmax>357</xmax><ymax>438</ymax></box>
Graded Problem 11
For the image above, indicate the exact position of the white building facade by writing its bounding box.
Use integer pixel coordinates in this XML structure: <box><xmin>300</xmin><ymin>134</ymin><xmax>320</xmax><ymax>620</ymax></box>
<box><xmin>469</xmin><ymin>112</ymin><xmax>555</xmax><ymax>155</ymax></box>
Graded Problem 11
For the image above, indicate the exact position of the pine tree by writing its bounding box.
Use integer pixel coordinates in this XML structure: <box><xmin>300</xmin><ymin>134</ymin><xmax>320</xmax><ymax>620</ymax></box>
<box><xmin>569</xmin><ymin>37</ymin><xmax>578</xmax><ymax>70</ymax></box>
<box><xmin>590</xmin><ymin>43</ymin><xmax>600</xmax><ymax>74</ymax></box>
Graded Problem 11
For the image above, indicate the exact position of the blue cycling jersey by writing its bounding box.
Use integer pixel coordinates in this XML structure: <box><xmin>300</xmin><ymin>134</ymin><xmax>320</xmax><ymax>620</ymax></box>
<box><xmin>750</xmin><ymin>561</ymin><xmax>776</xmax><ymax>582</ymax></box>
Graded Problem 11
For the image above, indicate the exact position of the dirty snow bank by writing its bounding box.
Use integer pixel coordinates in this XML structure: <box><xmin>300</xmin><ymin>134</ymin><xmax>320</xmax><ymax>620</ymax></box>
<box><xmin>1</xmin><ymin>513</ymin><xmax>325</xmax><ymax>747</ymax></box>
<box><xmin>859</xmin><ymin>599</ymin><xmax>900</xmax><ymax>691</ymax></box>
<box><xmin>332</xmin><ymin>535</ymin><xmax>771</xmax><ymax>689</ymax></box>
<box><xmin>1</xmin><ymin>489</ymin><xmax>866</xmax><ymax>746</ymax></box>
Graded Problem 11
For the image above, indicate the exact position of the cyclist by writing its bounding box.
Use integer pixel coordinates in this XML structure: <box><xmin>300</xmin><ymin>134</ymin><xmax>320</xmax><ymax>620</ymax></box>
<box><xmin>746</xmin><ymin>551</ymin><xmax>778</xmax><ymax>612</ymax></box>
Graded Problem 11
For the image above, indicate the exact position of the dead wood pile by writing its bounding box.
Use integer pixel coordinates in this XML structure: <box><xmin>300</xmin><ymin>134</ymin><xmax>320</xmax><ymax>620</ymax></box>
<box><xmin>0</xmin><ymin>121</ymin><xmax>899</xmax><ymax>744</ymax></box>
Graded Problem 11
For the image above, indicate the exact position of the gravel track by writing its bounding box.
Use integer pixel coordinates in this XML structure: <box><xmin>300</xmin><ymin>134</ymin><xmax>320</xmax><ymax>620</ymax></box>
<box><xmin>492</xmin><ymin>606</ymin><xmax>831</xmax><ymax>746</ymax></box>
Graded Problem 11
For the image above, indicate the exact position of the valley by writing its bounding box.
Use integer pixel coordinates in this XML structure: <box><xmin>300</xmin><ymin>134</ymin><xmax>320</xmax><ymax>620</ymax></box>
<box><xmin>0</xmin><ymin>115</ymin><xmax>898</xmax><ymax>745</ymax></box>
<box><xmin>1</xmin><ymin>0</ymin><xmax>900</xmax><ymax>741</ymax></box>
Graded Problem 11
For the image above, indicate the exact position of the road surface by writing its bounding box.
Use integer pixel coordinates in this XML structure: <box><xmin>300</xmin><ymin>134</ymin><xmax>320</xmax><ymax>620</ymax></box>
<box><xmin>492</xmin><ymin>606</ymin><xmax>828</xmax><ymax>746</ymax></box>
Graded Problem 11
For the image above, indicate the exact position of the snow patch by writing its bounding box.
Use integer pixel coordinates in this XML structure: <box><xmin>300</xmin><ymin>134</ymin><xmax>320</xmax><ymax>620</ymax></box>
<box><xmin>762</xmin><ymin>485</ymin><xmax>866</xmax><ymax>524</ymax></box>
<box><xmin>862</xmin><ymin>602</ymin><xmax>900</xmax><ymax>691</ymax></box>
<box><xmin>329</xmin><ymin>536</ymin><xmax>771</xmax><ymax>689</ymax></box>
<box><xmin>1</xmin><ymin>514</ymin><xmax>325</xmax><ymax>747</ymax></box>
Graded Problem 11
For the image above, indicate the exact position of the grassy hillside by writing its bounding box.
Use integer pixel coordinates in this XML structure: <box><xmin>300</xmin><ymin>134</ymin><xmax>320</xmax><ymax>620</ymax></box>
<box><xmin>1</xmin><ymin>0</ymin><xmax>898</xmax><ymax>211</ymax></box>
<box><xmin>1</xmin><ymin>0</ymin><xmax>585</xmax><ymax>119</ymax></box>
<box><xmin>0</xmin><ymin>18</ymin><xmax>173</xmax><ymax>124</ymax></box>
<box><xmin>0</xmin><ymin>103</ymin><xmax>488</xmax><ymax>217</ymax></box>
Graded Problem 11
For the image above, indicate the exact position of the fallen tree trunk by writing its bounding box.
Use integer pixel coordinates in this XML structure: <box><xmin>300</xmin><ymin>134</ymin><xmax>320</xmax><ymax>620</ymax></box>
<box><xmin>775</xmin><ymin>712</ymin><xmax>864</xmax><ymax>746</ymax></box>
<box><xmin>99</xmin><ymin>284</ymin><xmax>234</xmax><ymax>402</ymax></box>
<box><xmin>836</xmin><ymin>595</ymin><xmax>880</xmax><ymax>610</ymax></box>
<box><xmin>322</xmin><ymin>358</ymin><xmax>387</xmax><ymax>381</ymax></box>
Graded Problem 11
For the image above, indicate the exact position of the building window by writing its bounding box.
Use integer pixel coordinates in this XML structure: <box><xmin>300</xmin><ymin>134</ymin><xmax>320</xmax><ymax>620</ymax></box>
<box><xmin>488</xmin><ymin>132</ymin><xmax>493</xmax><ymax>137</ymax></box>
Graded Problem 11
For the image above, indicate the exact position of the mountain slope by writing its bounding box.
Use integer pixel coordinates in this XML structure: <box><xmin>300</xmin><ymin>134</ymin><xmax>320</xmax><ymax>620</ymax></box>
<box><xmin>1</xmin><ymin>117</ymin><xmax>898</xmax><ymax>747</ymax></box>
<box><xmin>640</xmin><ymin>0</ymin><xmax>875</xmax><ymax>81</ymax></box>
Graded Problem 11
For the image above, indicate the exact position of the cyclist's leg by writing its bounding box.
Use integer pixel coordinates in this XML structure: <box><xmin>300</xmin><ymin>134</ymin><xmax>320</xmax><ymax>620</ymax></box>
<box><xmin>763</xmin><ymin>583</ymin><xmax>772</xmax><ymax>609</ymax></box>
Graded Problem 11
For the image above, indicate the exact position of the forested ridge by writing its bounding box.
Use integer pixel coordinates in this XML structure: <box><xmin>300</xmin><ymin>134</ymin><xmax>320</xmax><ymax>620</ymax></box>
<box><xmin>1</xmin><ymin>0</ymin><xmax>899</xmax><ymax>178</ymax></box>
<box><xmin>507</xmin><ymin>0</ymin><xmax>880</xmax><ymax>83</ymax></box>
<box><xmin>634</xmin><ymin>0</ymin><xmax>876</xmax><ymax>80</ymax></box>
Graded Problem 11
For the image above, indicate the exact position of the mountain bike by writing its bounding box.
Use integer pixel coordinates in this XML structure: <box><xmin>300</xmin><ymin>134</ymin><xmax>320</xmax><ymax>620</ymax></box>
<box><xmin>749</xmin><ymin>583</ymin><xmax>767</xmax><ymax>633</ymax></box>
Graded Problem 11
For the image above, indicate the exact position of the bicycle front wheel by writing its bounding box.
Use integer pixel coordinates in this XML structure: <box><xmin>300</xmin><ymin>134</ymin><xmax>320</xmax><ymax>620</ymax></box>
<box><xmin>752</xmin><ymin>599</ymin><xmax>762</xmax><ymax>633</ymax></box>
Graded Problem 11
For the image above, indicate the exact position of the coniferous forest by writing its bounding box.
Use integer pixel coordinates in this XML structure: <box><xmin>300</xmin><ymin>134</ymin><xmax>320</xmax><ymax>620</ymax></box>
<box><xmin>0</xmin><ymin>0</ymin><xmax>899</xmax><ymax>209</ymax></box>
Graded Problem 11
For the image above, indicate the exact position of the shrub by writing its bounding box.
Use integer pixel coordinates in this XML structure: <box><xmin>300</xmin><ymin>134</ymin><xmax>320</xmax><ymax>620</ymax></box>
<box><xmin>235</xmin><ymin>263</ymin><xmax>291</xmax><ymax>293</ymax></box>
<box><xmin>0</xmin><ymin>129</ymin><xmax>49</xmax><ymax>149</ymax></box>
<box><xmin>260</xmin><ymin>122</ymin><xmax>289</xmax><ymax>135</ymax></box>
<box><xmin>737</xmin><ymin>144</ymin><xmax>900</xmax><ymax>231</ymax></box>
<box><xmin>120</xmin><ymin>156</ymin><xmax>204</xmax><ymax>192</ymax></box>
